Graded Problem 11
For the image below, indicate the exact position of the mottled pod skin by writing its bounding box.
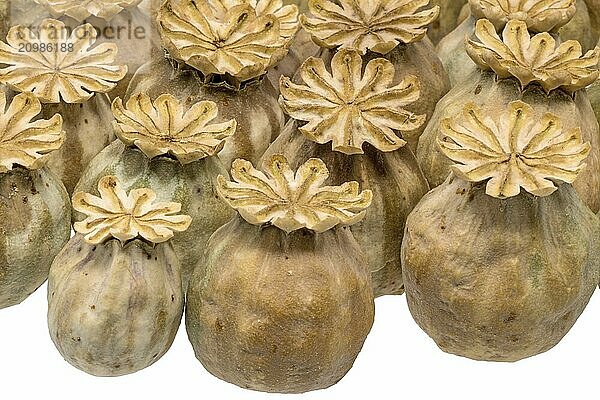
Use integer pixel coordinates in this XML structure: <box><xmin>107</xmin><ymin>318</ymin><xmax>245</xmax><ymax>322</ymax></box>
<box><xmin>186</xmin><ymin>217</ymin><xmax>374</xmax><ymax>393</ymax></box>
<box><xmin>558</xmin><ymin>0</ymin><xmax>598</xmax><ymax>50</ymax></box>
<box><xmin>589</xmin><ymin>40</ymin><xmax>600</xmax><ymax>129</ymax></box>
<box><xmin>585</xmin><ymin>0</ymin><xmax>600</xmax><ymax>36</ymax></box>
<box><xmin>126</xmin><ymin>56</ymin><xmax>285</xmax><ymax>169</ymax></box>
<box><xmin>43</xmin><ymin>95</ymin><xmax>115</xmax><ymax>194</ymax></box>
<box><xmin>0</xmin><ymin>87</ymin><xmax>115</xmax><ymax>194</ymax></box>
<box><xmin>436</xmin><ymin>16</ymin><xmax>475</xmax><ymax>87</ymax></box>
<box><xmin>267</xmin><ymin>29</ymin><xmax>320</xmax><ymax>96</ymax></box>
<box><xmin>416</xmin><ymin>72</ymin><xmax>600</xmax><ymax>212</ymax></box>
<box><xmin>0</xmin><ymin>1</ymin><xmax>8</xmax><ymax>39</ymax></box>
<box><xmin>590</xmin><ymin>80</ymin><xmax>600</xmax><ymax>134</ymax></box>
<box><xmin>438</xmin><ymin>0</ymin><xmax>597</xmax><ymax>87</ymax></box>
<box><xmin>284</xmin><ymin>0</ymin><xmax>308</xmax><ymax>13</ymax></box>
<box><xmin>0</xmin><ymin>167</ymin><xmax>71</xmax><ymax>308</ymax></box>
<box><xmin>263</xmin><ymin>122</ymin><xmax>429</xmax><ymax>296</ymax></box>
<box><xmin>402</xmin><ymin>176</ymin><xmax>600</xmax><ymax>361</ymax></box>
<box><xmin>427</xmin><ymin>0</ymin><xmax>468</xmax><ymax>44</ymax></box>
<box><xmin>48</xmin><ymin>235</ymin><xmax>184</xmax><ymax>376</ymax></box>
<box><xmin>73</xmin><ymin>140</ymin><xmax>235</xmax><ymax>287</ymax></box>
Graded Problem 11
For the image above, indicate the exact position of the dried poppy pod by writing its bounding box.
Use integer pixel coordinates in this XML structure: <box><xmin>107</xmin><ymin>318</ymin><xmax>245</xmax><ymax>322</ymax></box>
<box><xmin>32</xmin><ymin>0</ymin><xmax>162</xmax><ymax>99</ymax></box>
<box><xmin>73</xmin><ymin>93</ymin><xmax>236</xmax><ymax>287</ymax></box>
<box><xmin>268</xmin><ymin>49</ymin><xmax>429</xmax><ymax>296</ymax></box>
<box><xmin>418</xmin><ymin>19</ymin><xmax>600</xmax><ymax>212</ymax></box>
<box><xmin>301</xmin><ymin>0</ymin><xmax>450</xmax><ymax>150</ymax></box>
<box><xmin>0</xmin><ymin>19</ymin><xmax>127</xmax><ymax>194</ymax></box>
<box><xmin>229</xmin><ymin>0</ymin><xmax>318</xmax><ymax>93</ymax></box>
<box><xmin>48</xmin><ymin>176</ymin><xmax>191</xmax><ymax>376</ymax></box>
<box><xmin>438</xmin><ymin>0</ymin><xmax>597</xmax><ymax>86</ymax></box>
<box><xmin>0</xmin><ymin>92</ymin><xmax>71</xmax><ymax>309</ymax></box>
<box><xmin>403</xmin><ymin>100</ymin><xmax>600</xmax><ymax>362</ymax></box>
<box><xmin>186</xmin><ymin>155</ymin><xmax>374</xmax><ymax>393</ymax></box>
<box><xmin>127</xmin><ymin>0</ymin><xmax>297</xmax><ymax>169</ymax></box>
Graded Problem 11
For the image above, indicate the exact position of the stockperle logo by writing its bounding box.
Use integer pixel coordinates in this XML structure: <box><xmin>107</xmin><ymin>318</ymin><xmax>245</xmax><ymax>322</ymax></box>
<box><xmin>15</xmin><ymin>20</ymin><xmax>148</xmax><ymax>41</ymax></box>
<box><xmin>1</xmin><ymin>1</ymin><xmax>154</xmax><ymax>43</ymax></box>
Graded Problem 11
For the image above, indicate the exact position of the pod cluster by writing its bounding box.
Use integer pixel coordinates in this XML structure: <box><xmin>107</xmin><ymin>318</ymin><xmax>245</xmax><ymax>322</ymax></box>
<box><xmin>0</xmin><ymin>0</ymin><xmax>599</xmax><ymax>394</ymax></box>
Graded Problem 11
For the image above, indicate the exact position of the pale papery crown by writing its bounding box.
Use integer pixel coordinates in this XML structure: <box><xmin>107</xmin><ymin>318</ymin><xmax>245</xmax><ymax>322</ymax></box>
<box><xmin>468</xmin><ymin>0</ymin><xmax>577</xmax><ymax>32</ymax></box>
<box><xmin>73</xmin><ymin>175</ymin><xmax>192</xmax><ymax>244</ymax></box>
<box><xmin>158</xmin><ymin>0</ymin><xmax>299</xmax><ymax>85</ymax></box>
<box><xmin>0</xmin><ymin>19</ymin><xmax>127</xmax><ymax>103</ymax></box>
<box><xmin>207</xmin><ymin>0</ymin><xmax>300</xmax><ymax>41</ymax></box>
<box><xmin>279</xmin><ymin>49</ymin><xmax>425</xmax><ymax>154</ymax></box>
<box><xmin>33</xmin><ymin>0</ymin><xmax>144</xmax><ymax>21</ymax></box>
<box><xmin>217</xmin><ymin>154</ymin><xmax>373</xmax><ymax>233</ymax></box>
<box><xmin>438</xmin><ymin>100</ymin><xmax>590</xmax><ymax>199</ymax></box>
<box><xmin>466</xmin><ymin>19</ymin><xmax>600</xmax><ymax>93</ymax></box>
<box><xmin>0</xmin><ymin>92</ymin><xmax>65</xmax><ymax>173</ymax></box>
<box><xmin>301</xmin><ymin>0</ymin><xmax>439</xmax><ymax>55</ymax></box>
<box><xmin>112</xmin><ymin>93</ymin><xmax>237</xmax><ymax>164</ymax></box>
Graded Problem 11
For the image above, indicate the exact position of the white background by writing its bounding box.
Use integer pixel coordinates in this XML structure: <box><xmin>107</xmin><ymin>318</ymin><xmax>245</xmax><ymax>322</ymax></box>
<box><xmin>0</xmin><ymin>283</ymin><xmax>597</xmax><ymax>400</ymax></box>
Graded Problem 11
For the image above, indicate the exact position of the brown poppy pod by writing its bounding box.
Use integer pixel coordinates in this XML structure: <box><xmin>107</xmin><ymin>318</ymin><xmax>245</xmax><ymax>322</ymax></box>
<box><xmin>404</xmin><ymin>100</ymin><xmax>600</xmax><ymax>361</ymax></box>
<box><xmin>269</xmin><ymin>49</ymin><xmax>430</xmax><ymax>296</ymax></box>
<box><xmin>186</xmin><ymin>155</ymin><xmax>374</xmax><ymax>393</ymax></box>
<box><xmin>300</xmin><ymin>0</ymin><xmax>450</xmax><ymax>151</ymax></box>
<box><xmin>438</xmin><ymin>0</ymin><xmax>596</xmax><ymax>87</ymax></box>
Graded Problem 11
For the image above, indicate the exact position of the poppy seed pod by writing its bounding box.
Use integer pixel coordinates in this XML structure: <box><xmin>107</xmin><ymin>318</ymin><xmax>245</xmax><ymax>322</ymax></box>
<box><xmin>438</xmin><ymin>0</ymin><xmax>597</xmax><ymax>87</ymax></box>
<box><xmin>127</xmin><ymin>0</ymin><xmax>295</xmax><ymax>169</ymax></box>
<box><xmin>0</xmin><ymin>92</ymin><xmax>71</xmax><ymax>309</ymax></box>
<box><xmin>186</xmin><ymin>155</ymin><xmax>374</xmax><ymax>393</ymax></box>
<box><xmin>403</xmin><ymin>100</ymin><xmax>600</xmax><ymax>361</ymax></box>
<box><xmin>48</xmin><ymin>176</ymin><xmax>191</xmax><ymax>376</ymax></box>
<box><xmin>299</xmin><ymin>0</ymin><xmax>450</xmax><ymax>151</ymax></box>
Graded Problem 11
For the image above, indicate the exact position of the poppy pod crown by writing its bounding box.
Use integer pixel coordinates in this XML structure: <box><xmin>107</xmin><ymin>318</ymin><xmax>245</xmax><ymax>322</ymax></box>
<box><xmin>279</xmin><ymin>49</ymin><xmax>426</xmax><ymax>155</ymax></box>
<box><xmin>437</xmin><ymin>100</ymin><xmax>590</xmax><ymax>198</ymax></box>
<box><xmin>468</xmin><ymin>0</ymin><xmax>577</xmax><ymax>32</ymax></box>
<box><xmin>0</xmin><ymin>92</ymin><xmax>65</xmax><ymax>173</ymax></box>
<box><xmin>217</xmin><ymin>154</ymin><xmax>373</xmax><ymax>233</ymax></box>
<box><xmin>34</xmin><ymin>0</ymin><xmax>144</xmax><ymax>21</ymax></box>
<box><xmin>466</xmin><ymin>19</ymin><xmax>600</xmax><ymax>94</ymax></box>
<box><xmin>73</xmin><ymin>175</ymin><xmax>192</xmax><ymax>245</ymax></box>
<box><xmin>301</xmin><ymin>0</ymin><xmax>439</xmax><ymax>54</ymax></box>
<box><xmin>112</xmin><ymin>93</ymin><xmax>237</xmax><ymax>164</ymax></box>
<box><xmin>157</xmin><ymin>0</ymin><xmax>300</xmax><ymax>87</ymax></box>
<box><xmin>0</xmin><ymin>19</ymin><xmax>127</xmax><ymax>103</ymax></box>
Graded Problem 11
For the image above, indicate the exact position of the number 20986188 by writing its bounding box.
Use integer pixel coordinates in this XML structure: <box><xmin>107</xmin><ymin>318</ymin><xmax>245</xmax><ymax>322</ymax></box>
<box><xmin>18</xmin><ymin>43</ymin><xmax>75</xmax><ymax>52</ymax></box>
